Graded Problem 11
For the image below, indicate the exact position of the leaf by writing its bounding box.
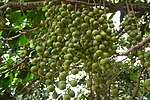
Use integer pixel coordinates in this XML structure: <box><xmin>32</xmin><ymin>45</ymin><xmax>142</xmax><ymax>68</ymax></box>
<box><xmin>10</xmin><ymin>11</ymin><xmax>21</xmax><ymax>22</ymax></box>
<box><xmin>19</xmin><ymin>34</ymin><xmax>28</xmax><ymax>46</ymax></box>
<box><xmin>108</xmin><ymin>13</ymin><xmax>116</xmax><ymax>20</ymax></box>
<box><xmin>6</xmin><ymin>58</ymin><xmax>14</xmax><ymax>66</ymax></box>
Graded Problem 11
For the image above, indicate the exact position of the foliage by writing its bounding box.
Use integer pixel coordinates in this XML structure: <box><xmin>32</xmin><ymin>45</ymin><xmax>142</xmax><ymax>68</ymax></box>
<box><xmin>0</xmin><ymin>0</ymin><xmax>150</xmax><ymax>99</ymax></box>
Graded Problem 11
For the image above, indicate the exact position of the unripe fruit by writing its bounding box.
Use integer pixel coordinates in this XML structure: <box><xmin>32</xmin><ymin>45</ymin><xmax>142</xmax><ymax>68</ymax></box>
<box><xmin>58</xmin><ymin>81</ymin><xmax>66</xmax><ymax>90</ymax></box>
<box><xmin>52</xmin><ymin>91</ymin><xmax>58</xmax><ymax>99</ymax></box>
<box><xmin>35</xmin><ymin>46</ymin><xmax>43</xmax><ymax>53</ymax></box>
<box><xmin>68</xmin><ymin>89</ymin><xmax>75</xmax><ymax>97</ymax></box>
<box><xmin>45</xmin><ymin>79</ymin><xmax>53</xmax><ymax>85</ymax></box>
<box><xmin>63</xmin><ymin>94</ymin><xmax>70</xmax><ymax>100</ymax></box>
<box><xmin>46</xmin><ymin>85</ymin><xmax>55</xmax><ymax>92</ymax></box>
<box><xmin>45</xmin><ymin>72</ymin><xmax>53</xmax><ymax>79</ymax></box>
<box><xmin>71</xmin><ymin>68</ymin><xmax>78</xmax><ymax>75</ymax></box>
<box><xmin>30</xmin><ymin>66</ymin><xmax>39</xmax><ymax>72</ymax></box>
<box><xmin>144</xmin><ymin>79</ymin><xmax>150</xmax><ymax>87</ymax></box>
<box><xmin>111</xmin><ymin>89</ymin><xmax>118</xmax><ymax>96</ymax></box>
<box><xmin>70</xmin><ymin>80</ymin><xmax>77</xmax><ymax>87</ymax></box>
<box><xmin>40</xmin><ymin>61</ymin><xmax>46</xmax><ymax>68</ymax></box>
<box><xmin>44</xmin><ymin>50</ymin><xmax>50</xmax><ymax>57</ymax></box>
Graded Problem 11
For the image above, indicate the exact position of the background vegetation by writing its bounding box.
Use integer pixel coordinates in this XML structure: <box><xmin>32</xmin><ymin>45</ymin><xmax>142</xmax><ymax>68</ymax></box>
<box><xmin>0</xmin><ymin>0</ymin><xmax>150</xmax><ymax>99</ymax></box>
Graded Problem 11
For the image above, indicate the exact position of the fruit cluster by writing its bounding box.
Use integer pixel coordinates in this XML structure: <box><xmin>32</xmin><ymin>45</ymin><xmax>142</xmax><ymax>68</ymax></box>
<box><xmin>30</xmin><ymin>0</ymin><xmax>118</xmax><ymax>99</ymax></box>
<box><xmin>121</xmin><ymin>11</ymin><xmax>142</xmax><ymax>48</ymax></box>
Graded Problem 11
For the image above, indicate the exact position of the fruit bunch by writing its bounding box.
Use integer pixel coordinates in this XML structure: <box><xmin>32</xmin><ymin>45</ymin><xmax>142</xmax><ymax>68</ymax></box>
<box><xmin>121</xmin><ymin>11</ymin><xmax>142</xmax><ymax>48</ymax></box>
<box><xmin>30</xmin><ymin>0</ymin><xmax>118</xmax><ymax>99</ymax></box>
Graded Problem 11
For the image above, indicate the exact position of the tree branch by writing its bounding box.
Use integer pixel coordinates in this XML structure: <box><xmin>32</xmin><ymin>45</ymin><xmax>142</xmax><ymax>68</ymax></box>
<box><xmin>0</xmin><ymin>0</ymin><xmax>150</xmax><ymax>12</ymax></box>
<box><xmin>1</xmin><ymin>25</ymin><xmax>43</xmax><ymax>41</ymax></box>
<box><xmin>132</xmin><ymin>68</ymin><xmax>145</xmax><ymax>100</ymax></box>
<box><xmin>0</xmin><ymin>57</ymin><xmax>29</xmax><ymax>76</ymax></box>
<box><xmin>121</xmin><ymin>34</ymin><xmax>150</xmax><ymax>56</ymax></box>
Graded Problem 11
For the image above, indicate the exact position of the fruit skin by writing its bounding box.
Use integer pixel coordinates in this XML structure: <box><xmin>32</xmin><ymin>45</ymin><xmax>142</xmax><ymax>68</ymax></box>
<box><xmin>46</xmin><ymin>85</ymin><xmax>55</xmax><ymax>92</ymax></box>
<box><xmin>70</xmin><ymin>80</ymin><xmax>77</xmax><ymax>87</ymax></box>
<box><xmin>71</xmin><ymin>68</ymin><xmax>78</xmax><ymax>75</ymax></box>
<box><xmin>52</xmin><ymin>91</ymin><xmax>58</xmax><ymax>99</ymax></box>
<box><xmin>111</xmin><ymin>89</ymin><xmax>118</xmax><ymax>96</ymax></box>
<box><xmin>58</xmin><ymin>81</ymin><xmax>66</xmax><ymax>90</ymax></box>
<box><xmin>63</xmin><ymin>94</ymin><xmax>70</xmax><ymax>100</ymax></box>
<box><xmin>45</xmin><ymin>72</ymin><xmax>53</xmax><ymax>79</ymax></box>
<box><xmin>30</xmin><ymin>66</ymin><xmax>39</xmax><ymax>72</ymax></box>
<box><xmin>35</xmin><ymin>46</ymin><xmax>43</xmax><ymax>53</ymax></box>
<box><xmin>68</xmin><ymin>89</ymin><xmax>75</xmax><ymax>97</ymax></box>
<box><xmin>144</xmin><ymin>79</ymin><xmax>150</xmax><ymax>87</ymax></box>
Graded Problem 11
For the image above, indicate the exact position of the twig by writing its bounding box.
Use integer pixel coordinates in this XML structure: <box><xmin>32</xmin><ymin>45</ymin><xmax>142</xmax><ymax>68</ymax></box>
<box><xmin>0</xmin><ymin>1</ymin><xmax>150</xmax><ymax>12</ymax></box>
<box><xmin>132</xmin><ymin>68</ymin><xmax>146</xmax><ymax>99</ymax></box>
<box><xmin>0</xmin><ymin>57</ymin><xmax>29</xmax><ymax>76</ymax></box>
<box><xmin>1</xmin><ymin>25</ymin><xmax>43</xmax><ymax>41</ymax></box>
<box><xmin>121</xmin><ymin>34</ymin><xmax>150</xmax><ymax>56</ymax></box>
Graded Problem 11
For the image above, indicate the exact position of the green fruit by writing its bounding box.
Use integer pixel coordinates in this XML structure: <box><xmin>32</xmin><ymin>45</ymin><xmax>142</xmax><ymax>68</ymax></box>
<box><xmin>45</xmin><ymin>72</ymin><xmax>53</xmax><ymax>79</ymax></box>
<box><xmin>147</xmin><ymin>67</ymin><xmax>150</xmax><ymax>73</ymax></box>
<box><xmin>86</xmin><ymin>79</ymin><xmax>92</xmax><ymax>87</ymax></box>
<box><xmin>93</xmin><ymin>40</ymin><xmax>99</xmax><ymax>46</ymax></box>
<box><xmin>30</xmin><ymin>66</ymin><xmax>39</xmax><ymax>72</ymax></box>
<box><xmin>92</xmin><ymin>63</ymin><xmax>99</xmax><ymax>70</ymax></box>
<box><xmin>68</xmin><ymin>89</ymin><xmax>75</xmax><ymax>97</ymax></box>
<box><xmin>45</xmin><ymin>79</ymin><xmax>53</xmax><ymax>85</ymax></box>
<box><xmin>93</xmin><ymin>8</ymin><xmax>99</xmax><ymax>14</ymax></box>
<box><xmin>100</xmin><ymin>31</ymin><xmax>106</xmax><ymax>37</ymax></box>
<box><xmin>38</xmin><ymin>68</ymin><xmax>44</xmax><ymax>76</ymax></box>
<box><xmin>44</xmin><ymin>50</ymin><xmax>50</xmax><ymax>57</ymax></box>
<box><xmin>144</xmin><ymin>79</ymin><xmax>150</xmax><ymax>87</ymax></box>
<box><xmin>100</xmin><ymin>58</ymin><xmax>110</xmax><ymax>65</ymax></box>
<box><xmin>58</xmin><ymin>81</ymin><xmax>66</xmax><ymax>90</ymax></box>
<box><xmin>106</xmin><ymin>80</ymin><xmax>112</xmax><ymax>86</ymax></box>
<box><xmin>35</xmin><ymin>46</ymin><xmax>43</xmax><ymax>53</ymax></box>
<box><xmin>71</xmin><ymin>68</ymin><xmax>78</xmax><ymax>75</ymax></box>
<box><xmin>88</xmin><ymin>11</ymin><xmax>94</xmax><ymax>17</ymax></box>
<box><xmin>70</xmin><ymin>80</ymin><xmax>77</xmax><ymax>87</ymax></box>
<box><xmin>99</xmin><ymin>44</ymin><xmax>105</xmax><ymax>50</ymax></box>
<box><xmin>40</xmin><ymin>61</ymin><xmax>46</xmax><ymax>68</ymax></box>
<box><xmin>103</xmin><ymin>52</ymin><xmax>109</xmax><ymax>57</ymax></box>
<box><xmin>144</xmin><ymin>61</ymin><xmax>150</xmax><ymax>68</ymax></box>
<box><xmin>59</xmin><ymin>72</ymin><xmax>67</xmax><ymax>80</ymax></box>
<box><xmin>92</xmin><ymin>30</ymin><xmax>99</xmax><ymax>36</ymax></box>
<box><xmin>31</xmin><ymin>58</ymin><xmax>38</xmax><ymax>65</ymax></box>
<box><xmin>63</xmin><ymin>94</ymin><xmax>70</xmax><ymax>100</ymax></box>
<box><xmin>95</xmin><ymin>35</ymin><xmax>102</xmax><ymax>41</ymax></box>
<box><xmin>46</xmin><ymin>85</ymin><xmax>55</xmax><ymax>92</ymax></box>
<box><xmin>111</xmin><ymin>89</ymin><xmax>118</xmax><ymax>96</ymax></box>
<box><xmin>98</xmin><ymin>17</ymin><xmax>104</xmax><ymax>23</ymax></box>
<box><xmin>64</xmin><ymin>53</ymin><xmax>73</xmax><ymax>60</ymax></box>
<box><xmin>95</xmin><ymin>50</ymin><xmax>102</xmax><ymax>56</ymax></box>
<box><xmin>52</xmin><ymin>91</ymin><xmax>58</xmax><ymax>99</ymax></box>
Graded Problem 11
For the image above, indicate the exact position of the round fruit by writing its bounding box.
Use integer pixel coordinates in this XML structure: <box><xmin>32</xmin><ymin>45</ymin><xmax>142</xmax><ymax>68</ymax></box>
<box><xmin>68</xmin><ymin>89</ymin><xmax>75</xmax><ymax>97</ymax></box>
<box><xmin>46</xmin><ymin>85</ymin><xmax>55</xmax><ymax>92</ymax></box>
<box><xmin>71</xmin><ymin>68</ymin><xmax>78</xmax><ymax>75</ymax></box>
<box><xmin>58</xmin><ymin>81</ymin><xmax>66</xmax><ymax>90</ymax></box>
<box><xmin>144</xmin><ymin>79</ymin><xmax>150</xmax><ymax>87</ymax></box>
<box><xmin>63</xmin><ymin>94</ymin><xmax>70</xmax><ymax>100</ymax></box>
<box><xmin>45</xmin><ymin>79</ymin><xmax>53</xmax><ymax>85</ymax></box>
<box><xmin>44</xmin><ymin>50</ymin><xmax>50</xmax><ymax>57</ymax></box>
<box><xmin>35</xmin><ymin>46</ymin><xmax>43</xmax><ymax>53</ymax></box>
<box><xmin>70</xmin><ymin>80</ymin><xmax>77</xmax><ymax>87</ymax></box>
<box><xmin>40</xmin><ymin>61</ymin><xmax>46</xmax><ymax>68</ymax></box>
<box><xmin>30</xmin><ymin>66</ymin><xmax>39</xmax><ymax>72</ymax></box>
<box><xmin>111</xmin><ymin>89</ymin><xmax>118</xmax><ymax>96</ymax></box>
<box><xmin>52</xmin><ymin>91</ymin><xmax>58</xmax><ymax>99</ymax></box>
<box><xmin>45</xmin><ymin>72</ymin><xmax>53</xmax><ymax>79</ymax></box>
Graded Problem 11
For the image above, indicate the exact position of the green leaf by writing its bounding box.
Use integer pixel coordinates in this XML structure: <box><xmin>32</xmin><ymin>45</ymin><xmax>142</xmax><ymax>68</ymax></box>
<box><xmin>19</xmin><ymin>34</ymin><xmax>28</xmax><ymax>46</ymax></box>
<box><xmin>10</xmin><ymin>11</ymin><xmax>21</xmax><ymax>22</ymax></box>
<box><xmin>6</xmin><ymin>58</ymin><xmax>14</xmax><ymax>66</ymax></box>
